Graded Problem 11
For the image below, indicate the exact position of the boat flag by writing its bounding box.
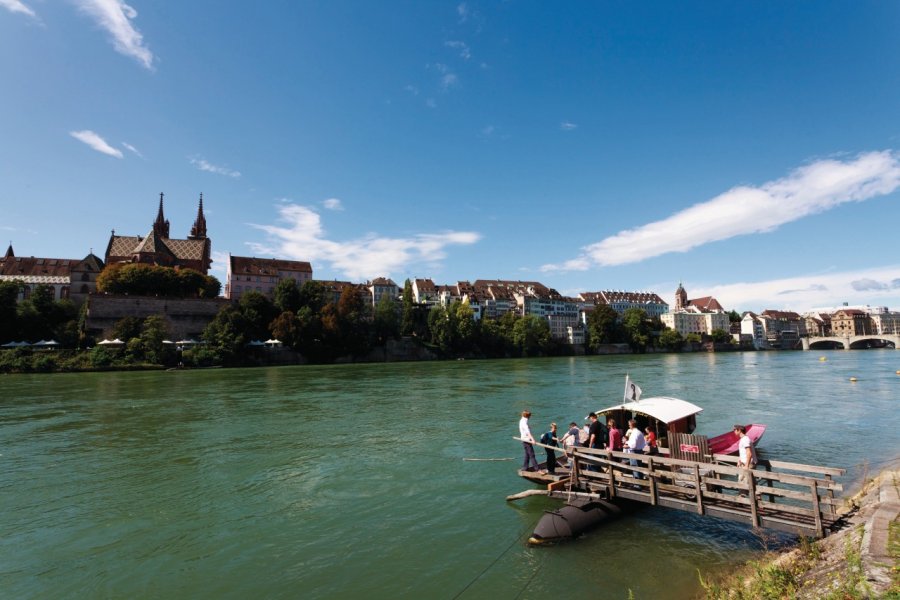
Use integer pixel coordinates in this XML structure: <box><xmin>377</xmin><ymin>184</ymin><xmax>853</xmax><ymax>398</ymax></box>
<box><xmin>624</xmin><ymin>375</ymin><xmax>642</xmax><ymax>402</ymax></box>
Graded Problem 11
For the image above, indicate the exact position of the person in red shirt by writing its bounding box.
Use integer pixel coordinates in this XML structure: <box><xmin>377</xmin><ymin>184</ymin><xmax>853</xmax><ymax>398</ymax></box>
<box><xmin>607</xmin><ymin>419</ymin><xmax>623</xmax><ymax>452</ymax></box>
<box><xmin>644</xmin><ymin>426</ymin><xmax>659</xmax><ymax>455</ymax></box>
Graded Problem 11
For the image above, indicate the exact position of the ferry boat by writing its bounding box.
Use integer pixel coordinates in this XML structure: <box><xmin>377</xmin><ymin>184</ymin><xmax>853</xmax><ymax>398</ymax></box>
<box><xmin>518</xmin><ymin>394</ymin><xmax>765</xmax><ymax>485</ymax></box>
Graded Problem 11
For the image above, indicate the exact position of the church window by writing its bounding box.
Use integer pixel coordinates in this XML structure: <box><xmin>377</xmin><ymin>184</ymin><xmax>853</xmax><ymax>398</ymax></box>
<box><xmin>81</xmin><ymin>273</ymin><xmax>90</xmax><ymax>281</ymax></box>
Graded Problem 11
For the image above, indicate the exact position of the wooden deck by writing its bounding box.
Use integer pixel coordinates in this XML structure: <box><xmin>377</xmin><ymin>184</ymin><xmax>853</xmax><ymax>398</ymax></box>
<box><xmin>517</xmin><ymin>439</ymin><xmax>846</xmax><ymax>538</ymax></box>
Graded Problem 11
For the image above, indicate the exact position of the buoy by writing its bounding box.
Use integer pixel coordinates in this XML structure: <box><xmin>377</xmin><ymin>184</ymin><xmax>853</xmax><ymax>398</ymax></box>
<box><xmin>849</xmin><ymin>377</ymin><xmax>858</xmax><ymax>382</ymax></box>
<box><xmin>819</xmin><ymin>356</ymin><xmax>827</xmax><ymax>361</ymax></box>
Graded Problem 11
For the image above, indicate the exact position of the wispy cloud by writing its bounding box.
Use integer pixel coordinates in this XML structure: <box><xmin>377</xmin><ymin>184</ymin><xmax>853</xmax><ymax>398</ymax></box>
<box><xmin>542</xmin><ymin>151</ymin><xmax>900</xmax><ymax>272</ymax></box>
<box><xmin>440</xmin><ymin>73</ymin><xmax>459</xmax><ymax>91</ymax></box>
<box><xmin>404</xmin><ymin>84</ymin><xmax>420</xmax><ymax>96</ymax></box>
<box><xmin>121</xmin><ymin>142</ymin><xmax>142</xmax><ymax>157</ymax></box>
<box><xmin>190</xmin><ymin>157</ymin><xmax>241</xmax><ymax>178</ymax></box>
<box><xmin>445</xmin><ymin>40</ymin><xmax>471</xmax><ymax>60</ymax></box>
<box><xmin>322</xmin><ymin>198</ymin><xmax>344</xmax><ymax>211</ymax></box>
<box><xmin>0</xmin><ymin>0</ymin><xmax>37</xmax><ymax>18</ymax></box>
<box><xmin>690</xmin><ymin>265</ymin><xmax>900</xmax><ymax>312</ymax></box>
<box><xmin>74</xmin><ymin>0</ymin><xmax>154</xmax><ymax>70</ymax></box>
<box><xmin>426</xmin><ymin>98</ymin><xmax>437</xmax><ymax>109</ymax></box>
<box><xmin>249</xmin><ymin>204</ymin><xmax>481</xmax><ymax>280</ymax></box>
<box><xmin>70</xmin><ymin>130</ymin><xmax>124</xmax><ymax>158</ymax></box>
<box><xmin>560</xmin><ymin>121</ymin><xmax>578</xmax><ymax>131</ymax></box>
<box><xmin>457</xmin><ymin>2</ymin><xmax>469</xmax><ymax>23</ymax></box>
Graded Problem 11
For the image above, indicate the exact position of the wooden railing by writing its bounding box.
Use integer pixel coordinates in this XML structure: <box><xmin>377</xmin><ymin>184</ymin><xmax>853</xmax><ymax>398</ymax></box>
<box><xmin>517</xmin><ymin>438</ymin><xmax>845</xmax><ymax>538</ymax></box>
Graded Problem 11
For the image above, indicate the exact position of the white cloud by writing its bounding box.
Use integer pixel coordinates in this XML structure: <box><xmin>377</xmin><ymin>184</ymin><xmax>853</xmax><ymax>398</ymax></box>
<box><xmin>425</xmin><ymin>98</ymin><xmax>437</xmax><ymax>109</ymax></box>
<box><xmin>322</xmin><ymin>198</ymin><xmax>344</xmax><ymax>211</ymax></box>
<box><xmin>248</xmin><ymin>203</ymin><xmax>480</xmax><ymax>281</ymax></box>
<box><xmin>209</xmin><ymin>250</ymin><xmax>229</xmax><ymax>282</ymax></box>
<box><xmin>190</xmin><ymin>157</ymin><xmax>241</xmax><ymax>178</ymax></box>
<box><xmin>74</xmin><ymin>0</ymin><xmax>154</xmax><ymax>70</ymax></box>
<box><xmin>121</xmin><ymin>141</ymin><xmax>142</xmax><ymax>157</ymax></box>
<box><xmin>445</xmin><ymin>40</ymin><xmax>471</xmax><ymax>60</ymax></box>
<box><xmin>69</xmin><ymin>130</ymin><xmax>124</xmax><ymax>158</ymax></box>
<box><xmin>560</xmin><ymin>121</ymin><xmax>578</xmax><ymax>131</ymax></box>
<box><xmin>542</xmin><ymin>151</ymin><xmax>900</xmax><ymax>272</ymax></box>
<box><xmin>440</xmin><ymin>73</ymin><xmax>459</xmax><ymax>91</ymax></box>
<box><xmin>457</xmin><ymin>2</ymin><xmax>468</xmax><ymax>23</ymax></box>
<box><xmin>404</xmin><ymin>84</ymin><xmax>419</xmax><ymax>96</ymax></box>
<box><xmin>689</xmin><ymin>265</ymin><xmax>900</xmax><ymax>312</ymax></box>
<box><xmin>0</xmin><ymin>0</ymin><xmax>37</xmax><ymax>18</ymax></box>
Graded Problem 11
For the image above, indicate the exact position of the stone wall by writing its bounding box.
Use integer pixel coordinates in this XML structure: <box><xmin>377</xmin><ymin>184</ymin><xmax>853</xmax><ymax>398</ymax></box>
<box><xmin>85</xmin><ymin>294</ymin><xmax>228</xmax><ymax>340</ymax></box>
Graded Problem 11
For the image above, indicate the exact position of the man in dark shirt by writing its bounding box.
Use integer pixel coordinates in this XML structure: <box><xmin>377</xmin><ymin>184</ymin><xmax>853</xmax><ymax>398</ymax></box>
<box><xmin>586</xmin><ymin>413</ymin><xmax>607</xmax><ymax>471</ymax></box>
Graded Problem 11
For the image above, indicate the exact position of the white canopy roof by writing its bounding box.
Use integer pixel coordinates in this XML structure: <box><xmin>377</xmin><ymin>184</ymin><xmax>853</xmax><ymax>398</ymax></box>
<box><xmin>595</xmin><ymin>396</ymin><xmax>703</xmax><ymax>425</ymax></box>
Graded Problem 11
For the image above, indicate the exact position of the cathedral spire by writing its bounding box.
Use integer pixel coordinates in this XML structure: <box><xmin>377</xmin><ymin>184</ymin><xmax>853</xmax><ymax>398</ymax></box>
<box><xmin>153</xmin><ymin>192</ymin><xmax>170</xmax><ymax>238</ymax></box>
<box><xmin>4</xmin><ymin>242</ymin><xmax>13</xmax><ymax>259</ymax></box>
<box><xmin>189</xmin><ymin>193</ymin><xmax>208</xmax><ymax>240</ymax></box>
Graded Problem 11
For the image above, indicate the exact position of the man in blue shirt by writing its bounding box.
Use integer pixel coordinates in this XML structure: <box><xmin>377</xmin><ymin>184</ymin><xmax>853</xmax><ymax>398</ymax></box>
<box><xmin>539</xmin><ymin>423</ymin><xmax>559</xmax><ymax>474</ymax></box>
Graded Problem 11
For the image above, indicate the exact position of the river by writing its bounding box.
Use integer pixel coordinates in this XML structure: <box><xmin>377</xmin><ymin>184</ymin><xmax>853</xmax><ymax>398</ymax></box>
<box><xmin>1</xmin><ymin>350</ymin><xmax>898</xmax><ymax>599</ymax></box>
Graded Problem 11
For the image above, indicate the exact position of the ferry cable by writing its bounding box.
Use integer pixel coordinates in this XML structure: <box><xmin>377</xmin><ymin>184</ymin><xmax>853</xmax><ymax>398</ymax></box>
<box><xmin>451</xmin><ymin>524</ymin><xmax>534</xmax><ymax>599</ymax></box>
<box><xmin>513</xmin><ymin>557</ymin><xmax>546</xmax><ymax>600</ymax></box>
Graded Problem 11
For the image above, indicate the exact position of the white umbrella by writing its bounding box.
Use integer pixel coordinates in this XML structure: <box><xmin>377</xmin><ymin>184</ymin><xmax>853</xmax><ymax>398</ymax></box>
<box><xmin>98</xmin><ymin>339</ymin><xmax>124</xmax><ymax>346</ymax></box>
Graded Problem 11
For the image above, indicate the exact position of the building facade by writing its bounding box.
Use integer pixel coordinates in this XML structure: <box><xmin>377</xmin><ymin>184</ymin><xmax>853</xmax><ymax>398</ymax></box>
<box><xmin>0</xmin><ymin>244</ymin><xmax>104</xmax><ymax>306</ymax></box>
<box><xmin>224</xmin><ymin>255</ymin><xmax>313</xmax><ymax>301</ymax></box>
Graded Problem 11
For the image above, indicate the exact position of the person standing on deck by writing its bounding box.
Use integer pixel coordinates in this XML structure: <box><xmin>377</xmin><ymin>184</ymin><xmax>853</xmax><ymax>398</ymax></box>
<box><xmin>607</xmin><ymin>419</ymin><xmax>623</xmax><ymax>453</ymax></box>
<box><xmin>539</xmin><ymin>423</ymin><xmax>559</xmax><ymax>474</ymax></box>
<box><xmin>561</xmin><ymin>422</ymin><xmax>581</xmax><ymax>469</ymax></box>
<box><xmin>519</xmin><ymin>411</ymin><xmax>539</xmax><ymax>472</ymax></box>
<box><xmin>735</xmin><ymin>425</ymin><xmax>757</xmax><ymax>487</ymax></box>
<box><xmin>623</xmin><ymin>419</ymin><xmax>646</xmax><ymax>479</ymax></box>
<box><xmin>586</xmin><ymin>413</ymin><xmax>606</xmax><ymax>471</ymax></box>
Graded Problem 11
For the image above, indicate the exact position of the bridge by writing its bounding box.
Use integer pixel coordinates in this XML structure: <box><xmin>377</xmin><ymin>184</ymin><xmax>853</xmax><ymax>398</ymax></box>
<box><xmin>515</xmin><ymin>438</ymin><xmax>846</xmax><ymax>538</ymax></box>
<box><xmin>801</xmin><ymin>334</ymin><xmax>900</xmax><ymax>350</ymax></box>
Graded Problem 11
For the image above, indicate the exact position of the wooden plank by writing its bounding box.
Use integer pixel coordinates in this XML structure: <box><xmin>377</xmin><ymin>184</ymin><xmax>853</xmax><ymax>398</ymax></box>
<box><xmin>648</xmin><ymin>456</ymin><xmax>658</xmax><ymax>506</ymax></box>
<box><xmin>693</xmin><ymin>464</ymin><xmax>704</xmax><ymax>515</ymax></box>
<box><xmin>811</xmin><ymin>480</ymin><xmax>823</xmax><ymax>538</ymax></box>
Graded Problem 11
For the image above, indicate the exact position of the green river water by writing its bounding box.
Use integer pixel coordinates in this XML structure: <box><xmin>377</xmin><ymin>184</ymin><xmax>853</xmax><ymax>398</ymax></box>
<box><xmin>1</xmin><ymin>350</ymin><xmax>898</xmax><ymax>599</ymax></box>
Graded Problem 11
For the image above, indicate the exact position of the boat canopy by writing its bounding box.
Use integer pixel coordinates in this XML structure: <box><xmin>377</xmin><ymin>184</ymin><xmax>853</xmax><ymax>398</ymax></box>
<box><xmin>595</xmin><ymin>396</ymin><xmax>703</xmax><ymax>425</ymax></box>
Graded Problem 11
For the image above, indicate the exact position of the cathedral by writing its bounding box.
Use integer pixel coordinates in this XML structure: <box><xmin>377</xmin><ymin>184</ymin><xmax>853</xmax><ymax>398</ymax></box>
<box><xmin>105</xmin><ymin>193</ymin><xmax>212</xmax><ymax>275</ymax></box>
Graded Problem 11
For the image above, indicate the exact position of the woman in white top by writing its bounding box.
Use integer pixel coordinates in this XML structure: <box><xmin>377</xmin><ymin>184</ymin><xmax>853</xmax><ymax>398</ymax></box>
<box><xmin>519</xmin><ymin>410</ymin><xmax>539</xmax><ymax>472</ymax></box>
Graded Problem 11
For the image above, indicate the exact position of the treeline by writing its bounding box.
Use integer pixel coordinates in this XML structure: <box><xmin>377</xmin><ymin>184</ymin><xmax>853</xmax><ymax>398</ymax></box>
<box><xmin>96</xmin><ymin>263</ymin><xmax>221</xmax><ymax>297</ymax></box>
<box><xmin>0</xmin><ymin>280</ymin><xmax>81</xmax><ymax>346</ymax></box>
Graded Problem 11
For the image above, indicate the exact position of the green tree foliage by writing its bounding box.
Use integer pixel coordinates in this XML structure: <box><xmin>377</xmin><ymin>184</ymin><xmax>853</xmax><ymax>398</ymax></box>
<box><xmin>138</xmin><ymin>315</ymin><xmax>172</xmax><ymax>363</ymax></box>
<box><xmin>621</xmin><ymin>307</ymin><xmax>651</xmax><ymax>353</ymax></box>
<box><xmin>728</xmin><ymin>310</ymin><xmax>742</xmax><ymax>323</ymax></box>
<box><xmin>427</xmin><ymin>305</ymin><xmax>454</xmax><ymax>353</ymax></box>
<box><xmin>336</xmin><ymin>286</ymin><xmax>371</xmax><ymax>357</ymax></box>
<box><xmin>373</xmin><ymin>293</ymin><xmax>399</xmax><ymax>344</ymax></box>
<box><xmin>452</xmin><ymin>300</ymin><xmax>476</xmax><ymax>352</ymax></box>
<box><xmin>586</xmin><ymin>304</ymin><xmax>621</xmax><ymax>351</ymax></box>
<box><xmin>710</xmin><ymin>328</ymin><xmax>732</xmax><ymax>343</ymax></box>
<box><xmin>512</xmin><ymin>314</ymin><xmax>552</xmax><ymax>357</ymax></box>
<box><xmin>401</xmin><ymin>279</ymin><xmax>415</xmax><ymax>336</ymax></box>
<box><xmin>0</xmin><ymin>280</ymin><xmax>20</xmax><ymax>342</ymax></box>
<box><xmin>686</xmin><ymin>332</ymin><xmax>702</xmax><ymax>344</ymax></box>
<box><xmin>238</xmin><ymin>291</ymin><xmax>278</xmax><ymax>341</ymax></box>
<box><xmin>112</xmin><ymin>316</ymin><xmax>143</xmax><ymax>342</ymax></box>
<box><xmin>274</xmin><ymin>278</ymin><xmax>302</xmax><ymax>313</ymax></box>
<box><xmin>659</xmin><ymin>328</ymin><xmax>684</xmax><ymax>352</ymax></box>
<box><xmin>96</xmin><ymin>263</ymin><xmax>220</xmax><ymax>298</ymax></box>
<box><xmin>202</xmin><ymin>305</ymin><xmax>250</xmax><ymax>365</ymax></box>
<box><xmin>298</xmin><ymin>280</ymin><xmax>329</xmax><ymax>313</ymax></box>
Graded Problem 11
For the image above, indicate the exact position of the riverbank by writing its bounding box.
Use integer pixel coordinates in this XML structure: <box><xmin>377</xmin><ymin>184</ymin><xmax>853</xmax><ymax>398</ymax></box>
<box><xmin>700</xmin><ymin>465</ymin><xmax>900</xmax><ymax>599</ymax></box>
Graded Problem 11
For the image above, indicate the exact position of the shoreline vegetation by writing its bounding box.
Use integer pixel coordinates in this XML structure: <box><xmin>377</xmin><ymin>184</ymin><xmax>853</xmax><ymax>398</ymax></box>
<box><xmin>698</xmin><ymin>467</ymin><xmax>900</xmax><ymax>599</ymax></box>
<box><xmin>1</xmin><ymin>278</ymin><xmax>747</xmax><ymax>375</ymax></box>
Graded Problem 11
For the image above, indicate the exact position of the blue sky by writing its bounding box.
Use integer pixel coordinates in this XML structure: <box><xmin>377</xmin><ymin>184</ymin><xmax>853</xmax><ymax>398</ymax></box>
<box><xmin>2</xmin><ymin>1</ymin><xmax>899</xmax><ymax>313</ymax></box>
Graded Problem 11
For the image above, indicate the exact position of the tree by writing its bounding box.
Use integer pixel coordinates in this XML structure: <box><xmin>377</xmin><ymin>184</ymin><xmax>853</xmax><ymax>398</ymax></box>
<box><xmin>336</xmin><ymin>285</ymin><xmax>371</xmax><ymax>356</ymax></box>
<box><xmin>710</xmin><ymin>328</ymin><xmax>732</xmax><ymax>343</ymax></box>
<box><xmin>202</xmin><ymin>305</ymin><xmax>250</xmax><ymax>364</ymax></box>
<box><xmin>270</xmin><ymin>311</ymin><xmax>302</xmax><ymax>348</ymax></box>
<box><xmin>427</xmin><ymin>305</ymin><xmax>453</xmax><ymax>353</ymax></box>
<box><xmin>621</xmin><ymin>308</ymin><xmax>651</xmax><ymax>353</ymax></box>
<box><xmin>138</xmin><ymin>315</ymin><xmax>171</xmax><ymax>363</ymax></box>
<box><xmin>512</xmin><ymin>314</ymin><xmax>551</xmax><ymax>357</ymax></box>
<box><xmin>586</xmin><ymin>304</ymin><xmax>620</xmax><ymax>352</ymax></box>
<box><xmin>452</xmin><ymin>299</ymin><xmax>476</xmax><ymax>353</ymax></box>
<box><xmin>298</xmin><ymin>280</ymin><xmax>329</xmax><ymax>313</ymax></box>
<box><xmin>372</xmin><ymin>293</ymin><xmax>399</xmax><ymax>344</ymax></box>
<box><xmin>401</xmin><ymin>279</ymin><xmax>415</xmax><ymax>336</ymax></box>
<box><xmin>112</xmin><ymin>316</ymin><xmax>143</xmax><ymax>342</ymax></box>
<box><xmin>659</xmin><ymin>328</ymin><xmax>684</xmax><ymax>352</ymax></box>
<box><xmin>238</xmin><ymin>291</ymin><xmax>278</xmax><ymax>341</ymax></box>
<box><xmin>728</xmin><ymin>310</ymin><xmax>742</xmax><ymax>323</ymax></box>
<box><xmin>274</xmin><ymin>278</ymin><xmax>301</xmax><ymax>314</ymax></box>
<box><xmin>0</xmin><ymin>280</ymin><xmax>20</xmax><ymax>342</ymax></box>
<box><xmin>96</xmin><ymin>263</ymin><xmax>220</xmax><ymax>298</ymax></box>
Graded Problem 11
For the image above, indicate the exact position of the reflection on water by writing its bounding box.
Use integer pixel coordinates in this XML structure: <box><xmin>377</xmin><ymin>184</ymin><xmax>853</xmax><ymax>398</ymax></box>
<box><xmin>0</xmin><ymin>350</ymin><xmax>897</xmax><ymax>598</ymax></box>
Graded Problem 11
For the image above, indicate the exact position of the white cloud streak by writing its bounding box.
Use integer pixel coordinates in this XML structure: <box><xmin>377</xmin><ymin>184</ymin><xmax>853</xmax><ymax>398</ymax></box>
<box><xmin>70</xmin><ymin>130</ymin><xmax>124</xmax><ymax>158</ymax></box>
<box><xmin>689</xmin><ymin>265</ymin><xmax>900</xmax><ymax>313</ymax></box>
<box><xmin>0</xmin><ymin>0</ymin><xmax>36</xmax><ymax>18</ymax></box>
<box><xmin>445</xmin><ymin>40</ymin><xmax>471</xmax><ymax>60</ymax></box>
<box><xmin>190</xmin><ymin>157</ymin><xmax>241</xmax><ymax>178</ymax></box>
<box><xmin>121</xmin><ymin>142</ymin><xmax>142</xmax><ymax>157</ymax></box>
<box><xmin>249</xmin><ymin>204</ymin><xmax>481</xmax><ymax>281</ymax></box>
<box><xmin>560</xmin><ymin>121</ymin><xmax>578</xmax><ymax>131</ymax></box>
<box><xmin>542</xmin><ymin>151</ymin><xmax>900</xmax><ymax>272</ymax></box>
<box><xmin>322</xmin><ymin>198</ymin><xmax>344</xmax><ymax>211</ymax></box>
<box><xmin>74</xmin><ymin>0</ymin><xmax>154</xmax><ymax>70</ymax></box>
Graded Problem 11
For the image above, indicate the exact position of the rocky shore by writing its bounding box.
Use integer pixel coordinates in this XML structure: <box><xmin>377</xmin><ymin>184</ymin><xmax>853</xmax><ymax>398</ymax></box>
<box><xmin>702</xmin><ymin>466</ymin><xmax>899</xmax><ymax>598</ymax></box>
